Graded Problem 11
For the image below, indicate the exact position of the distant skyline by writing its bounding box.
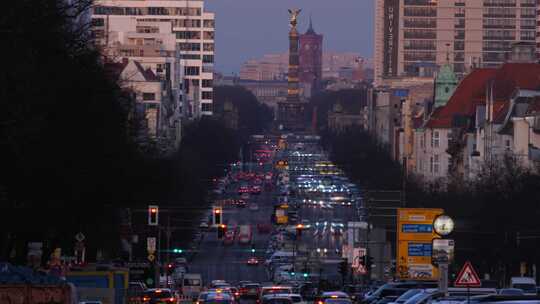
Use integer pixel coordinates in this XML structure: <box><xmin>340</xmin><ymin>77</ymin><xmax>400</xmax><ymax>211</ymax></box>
<box><xmin>206</xmin><ymin>0</ymin><xmax>373</xmax><ymax>74</ymax></box>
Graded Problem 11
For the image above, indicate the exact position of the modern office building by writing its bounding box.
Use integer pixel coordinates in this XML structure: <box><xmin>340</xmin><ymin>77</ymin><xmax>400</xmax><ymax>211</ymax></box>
<box><xmin>91</xmin><ymin>0</ymin><xmax>215</xmax><ymax>116</ymax></box>
<box><xmin>374</xmin><ymin>0</ymin><xmax>537</xmax><ymax>86</ymax></box>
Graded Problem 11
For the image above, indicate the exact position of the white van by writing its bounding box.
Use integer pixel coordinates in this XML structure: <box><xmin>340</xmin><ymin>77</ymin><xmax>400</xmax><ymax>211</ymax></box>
<box><xmin>181</xmin><ymin>273</ymin><xmax>203</xmax><ymax>298</ymax></box>
<box><xmin>510</xmin><ymin>277</ymin><xmax>537</xmax><ymax>295</ymax></box>
<box><xmin>265</xmin><ymin>251</ymin><xmax>295</xmax><ymax>266</ymax></box>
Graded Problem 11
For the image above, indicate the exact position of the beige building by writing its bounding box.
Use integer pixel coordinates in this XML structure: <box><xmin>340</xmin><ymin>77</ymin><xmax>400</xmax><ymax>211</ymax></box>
<box><xmin>91</xmin><ymin>0</ymin><xmax>215</xmax><ymax>116</ymax></box>
<box><xmin>374</xmin><ymin>0</ymin><xmax>537</xmax><ymax>87</ymax></box>
<box><xmin>239</xmin><ymin>52</ymin><xmax>364</xmax><ymax>81</ymax></box>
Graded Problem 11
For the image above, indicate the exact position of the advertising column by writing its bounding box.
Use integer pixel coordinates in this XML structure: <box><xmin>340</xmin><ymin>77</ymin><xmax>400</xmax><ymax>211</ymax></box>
<box><xmin>397</xmin><ymin>208</ymin><xmax>443</xmax><ymax>280</ymax></box>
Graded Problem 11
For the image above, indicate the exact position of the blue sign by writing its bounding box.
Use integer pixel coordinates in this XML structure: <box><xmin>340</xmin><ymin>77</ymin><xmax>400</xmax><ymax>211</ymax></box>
<box><xmin>402</xmin><ymin>224</ymin><xmax>433</xmax><ymax>233</ymax></box>
<box><xmin>393</xmin><ymin>89</ymin><xmax>409</xmax><ymax>98</ymax></box>
<box><xmin>408</xmin><ymin>243</ymin><xmax>432</xmax><ymax>257</ymax></box>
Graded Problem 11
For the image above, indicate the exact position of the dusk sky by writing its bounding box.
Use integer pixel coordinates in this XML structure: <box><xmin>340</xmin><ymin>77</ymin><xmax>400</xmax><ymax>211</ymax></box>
<box><xmin>206</xmin><ymin>0</ymin><xmax>374</xmax><ymax>74</ymax></box>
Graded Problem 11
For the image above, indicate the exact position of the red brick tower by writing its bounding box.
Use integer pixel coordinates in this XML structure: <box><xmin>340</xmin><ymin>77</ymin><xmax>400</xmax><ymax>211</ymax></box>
<box><xmin>299</xmin><ymin>16</ymin><xmax>323</xmax><ymax>95</ymax></box>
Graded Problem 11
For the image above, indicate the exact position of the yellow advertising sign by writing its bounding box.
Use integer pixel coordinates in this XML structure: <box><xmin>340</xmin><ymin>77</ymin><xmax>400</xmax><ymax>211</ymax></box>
<box><xmin>397</xmin><ymin>208</ymin><xmax>443</xmax><ymax>281</ymax></box>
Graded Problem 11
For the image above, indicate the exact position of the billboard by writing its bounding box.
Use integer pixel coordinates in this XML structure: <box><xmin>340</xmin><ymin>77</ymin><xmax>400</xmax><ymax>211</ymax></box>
<box><xmin>383</xmin><ymin>0</ymin><xmax>400</xmax><ymax>77</ymax></box>
<box><xmin>397</xmin><ymin>208</ymin><xmax>443</xmax><ymax>280</ymax></box>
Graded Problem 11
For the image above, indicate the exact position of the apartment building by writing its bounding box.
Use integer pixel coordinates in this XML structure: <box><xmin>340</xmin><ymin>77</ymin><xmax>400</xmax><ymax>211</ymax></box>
<box><xmin>100</xmin><ymin>17</ymin><xmax>182</xmax><ymax>149</ymax></box>
<box><xmin>411</xmin><ymin>63</ymin><xmax>540</xmax><ymax>184</ymax></box>
<box><xmin>91</xmin><ymin>0</ymin><xmax>215</xmax><ymax>116</ymax></box>
<box><xmin>374</xmin><ymin>0</ymin><xmax>537</xmax><ymax>86</ymax></box>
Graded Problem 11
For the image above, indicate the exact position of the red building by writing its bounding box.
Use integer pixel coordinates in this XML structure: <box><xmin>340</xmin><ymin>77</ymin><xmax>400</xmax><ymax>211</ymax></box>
<box><xmin>299</xmin><ymin>17</ymin><xmax>323</xmax><ymax>95</ymax></box>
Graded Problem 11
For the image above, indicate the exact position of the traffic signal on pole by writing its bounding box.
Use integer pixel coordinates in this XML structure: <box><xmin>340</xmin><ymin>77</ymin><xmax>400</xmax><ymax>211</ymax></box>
<box><xmin>338</xmin><ymin>259</ymin><xmax>348</xmax><ymax>276</ymax></box>
<box><xmin>173</xmin><ymin>248</ymin><xmax>183</xmax><ymax>254</ymax></box>
<box><xmin>213</xmin><ymin>207</ymin><xmax>222</xmax><ymax>225</ymax></box>
<box><xmin>363</xmin><ymin>255</ymin><xmax>373</xmax><ymax>272</ymax></box>
<box><xmin>148</xmin><ymin>205</ymin><xmax>159</xmax><ymax>226</ymax></box>
<box><xmin>166</xmin><ymin>263</ymin><xmax>174</xmax><ymax>275</ymax></box>
<box><xmin>217</xmin><ymin>224</ymin><xmax>226</xmax><ymax>239</ymax></box>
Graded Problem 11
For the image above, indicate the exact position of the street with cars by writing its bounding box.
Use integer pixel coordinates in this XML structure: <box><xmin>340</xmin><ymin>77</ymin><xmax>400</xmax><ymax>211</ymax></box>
<box><xmin>132</xmin><ymin>134</ymin><xmax>540</xmax><ymax>304</ymax></box>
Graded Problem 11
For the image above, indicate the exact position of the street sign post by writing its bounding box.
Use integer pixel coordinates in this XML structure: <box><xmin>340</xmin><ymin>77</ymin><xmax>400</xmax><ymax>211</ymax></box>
<box><xmin>397</xmin><ymin>208</ymin><xmax>444</xmax><ymax>280</ymax></box>
<box><xmin>454</xmin><ymin>261</ymin><xmax>481</xmax><ymax>287</ymax></box>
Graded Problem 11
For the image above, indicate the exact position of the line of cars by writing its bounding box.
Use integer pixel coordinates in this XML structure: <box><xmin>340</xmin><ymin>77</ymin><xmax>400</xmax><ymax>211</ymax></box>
<box><xmin>358</xmin><ymin>280</ymin><xmax>540</xmax><ymax>304</ymax></box>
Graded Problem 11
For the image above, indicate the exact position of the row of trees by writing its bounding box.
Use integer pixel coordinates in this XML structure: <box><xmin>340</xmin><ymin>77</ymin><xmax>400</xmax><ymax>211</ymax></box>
<box><xmin>0</xmin><ymin>0</ymin><xmax>272</xmax><ymax>263</ymax></box>
<box><xmin>321</xmin><ymin>126</ymin><xmax>540</xmax><ymax>283</ymax></box>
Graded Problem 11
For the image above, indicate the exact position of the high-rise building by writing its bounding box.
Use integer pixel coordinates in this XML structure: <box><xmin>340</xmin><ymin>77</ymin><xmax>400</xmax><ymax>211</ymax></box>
<box><xmin>91</xmin><ymin>0</ymin><xmax>215</xmax><ymax>117</ymax></box>
<box><xmin>299</xmin><ymin>17</ymin><xmax>323</xmax><ymax>95</ymax></box>
<box><xmin>374</xmin><ymin>0</ymin><xmax>537</xmax><ymax>86</ymax></box>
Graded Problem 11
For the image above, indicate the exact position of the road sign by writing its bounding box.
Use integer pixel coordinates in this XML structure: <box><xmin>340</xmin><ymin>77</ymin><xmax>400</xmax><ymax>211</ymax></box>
<box><xmin>432</xmin><ymin>239</ymin><xmax>455</xmax><ymax>265</ymax></box>
<box><xmin>454</xmin><ymin>261</ymin><xmax>481</xmax><ymax>287</ymax></box>
<box><xmin>147</xmin><ymin>237</ymin><xmax>157</xmax><ymax>253</ymax></box>
<box><xmin>397</xmin><ymin>208</ymin><xmax>443</xmax><ymax>281</ymax></box>
<box><xmin>148</xmin><ymin>254</ymin><xmax>155</xmax><ymax>262</ymax></box>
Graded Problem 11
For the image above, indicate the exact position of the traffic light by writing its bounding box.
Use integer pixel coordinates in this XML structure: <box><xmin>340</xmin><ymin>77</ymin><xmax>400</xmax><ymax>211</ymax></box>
<box><xmin>166</xmin><ymin>263</ymin><xmax>174</xmax><ymax>275</ymax></box>
<box><xmin>363</xmin><ymin>255</ymin><xmax>374</xmax><ymax>272</ymax></box>
<box><xmin>148</xmin><ymin>205</ymin><xmax>159</xmax><ymax>226</ymax></box>
<box><xmin>251</xmin><ymin>245</ymin><xmax>256</xmax><ymax>253</ymax></box>
<box><xmin>213</xmin><ymin>207</ymin><xmax>222</xmax><ymax>225</ymax></box>
<box><xmin>338</xmin><ymin>258</ymin><xmax>348</xmax><ymax>276</ymax></box>
<box><xmin>217</xmin><ymin>224</ymin><xmax>227</xmax><ymax>239</ymax></box>
<box><xmin>172</xmin><ymin>248</ymin><xmax>183</xmax><ymax>254</ymax></box>
<box><xmin>303</xmin><ymin>273</ymin><xmax>308</xmax><ymax>278</ymax></box>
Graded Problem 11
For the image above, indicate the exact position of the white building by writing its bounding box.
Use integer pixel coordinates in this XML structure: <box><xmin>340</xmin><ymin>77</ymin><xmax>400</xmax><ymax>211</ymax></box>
<box><xmin>91</xmin><ymin>0</ymin><xmax>215</xmax><ymax>116</ymax></box>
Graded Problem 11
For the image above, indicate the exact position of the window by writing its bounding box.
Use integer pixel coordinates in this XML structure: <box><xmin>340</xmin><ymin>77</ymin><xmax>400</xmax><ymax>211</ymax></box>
<box><xmin>180</xmin><ymin>54</ymin><xmax>201</xmax><ymax>60</ymax></box>
<box><xmin>172</xmin><ymin>19</ymin><xmax>201</xmax><ymax>27</ymax></box>
<box><xmin>429</xmin><ymin>156</ymin><xmax>434</xmax><ymax>173</ymax></box>
<box><xmin>505</xmin><ymin>139</ymin><xmax>511</xmax><ymax>149</ymax></box>
<box><xmin>201</xmin><ymin>103</ymin><xmax>213</xmax><ymax>112</ymax></box>
<box><xmin>142</xmin><ymin>93</ymin><xmax>156</xmax><ymax>101</ymax></box>
<box><xmin>420</xmin><ymin>134</ymin><xmax>425</xmax><ymax>148</ymax></box>
<box><xmin>433</xmin><ymin>155</ymin><xmax>440</xmax><ymax>173</ymax></box>
<box><xmin>431</xmin><ymin>131</ymin><xmax>440</xmax><ymax>148</ymax></box>
<box><xmin>203</xmin><ymin>55</ymin><xmax>214</xmax><ymax>63</ymax></box>
<box><xmin>203</xmin><ymin>43</ymin><xmax>214</xmax><ymax>51</ymax></box>
<box><xmin>202</xmin><ymin>91</ymin><xmax>213</xmax><ymax>100</ymax></box>
<box><xmin>445</xmin><ymin>87</ymin><xmax>450</xmax><ymax>93</ymax></box>
<box><xmin>203</xmin><ymin>19</ymin><xmax>215</xmax><ymax>28</ymax></box>
<box><xmin>91</xmin><ymin>18</ymin><xmax>104</xmax><ymax>26</ymax></box>
<box><xmin>202</xmin><ymin>79</ymin><xmax>213</xmax><ymax>88</ymax></box>
<box><xmin>184</xmin><ymin>66</ymin><xmax>200</xmax><ymax>76</ymax></box>
<box><xmin>203</xmin><ymin>31</ymin><xmax>215</xmax><ymax>40</ymax></box>
<box><xmin>177</xmin><ymin>43</ymin><xmax>200</xmax><ymax>51</ymax></box>
<box><xmin>176</xmin><ymin>31</ymin><xmax>201</xmax><ymax>39</ymax></box>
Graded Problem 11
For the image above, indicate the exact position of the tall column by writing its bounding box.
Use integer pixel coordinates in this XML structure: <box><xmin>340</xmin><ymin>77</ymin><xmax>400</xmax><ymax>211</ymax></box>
<box><xmin>287</xmin><ymin>26</ymin><xmax>300</xmax><ymax>102</ymax></box>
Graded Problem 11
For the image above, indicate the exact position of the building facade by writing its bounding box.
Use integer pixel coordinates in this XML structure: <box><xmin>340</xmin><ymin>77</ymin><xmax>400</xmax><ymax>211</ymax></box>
<box><xmin>91</xmin><ymin>0</ymin><xmax>215</xmax><ymax>117</ymax></box>
<box><xmin>374</xmin><ymin>0</ymin><xmax>537</xmax><ymax>86</ymax></box>
<box><xmin>299</xmin><ymin>18</ymin><xmax>323</xmax><ymax>96</ymax></box>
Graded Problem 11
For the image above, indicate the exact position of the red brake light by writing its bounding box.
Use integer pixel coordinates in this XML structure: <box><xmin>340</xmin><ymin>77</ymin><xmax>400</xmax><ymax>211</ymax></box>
<box><xmin>169</xmin><ymin>297</ymin><xmax>176</xmax><ymax>302</ymax></box>
<box><xmin>143</xmin><ymin>296</ymin><xmax>151</xmax><ymax>301</ymax></box>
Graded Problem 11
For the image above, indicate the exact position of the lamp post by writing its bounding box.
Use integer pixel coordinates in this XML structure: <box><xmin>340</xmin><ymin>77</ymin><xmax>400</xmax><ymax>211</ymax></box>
<box><xmin>433</xmin><ymin>215</ymin><xmax>455</xmax><ymax>296</ymax></box>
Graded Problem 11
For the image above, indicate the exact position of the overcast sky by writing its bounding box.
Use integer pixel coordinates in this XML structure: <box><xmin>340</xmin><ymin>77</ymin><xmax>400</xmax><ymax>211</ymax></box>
<box><xmin>206</xmin><ymin>0</ymin><xmax>374</xmax><ymax>74</ymax></box>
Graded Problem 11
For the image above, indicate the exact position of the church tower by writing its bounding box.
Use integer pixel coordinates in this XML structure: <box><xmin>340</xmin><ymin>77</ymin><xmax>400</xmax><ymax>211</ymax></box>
<box><xmin>434</xmin><ymin>52</ymin><xmax>458</xmax><ymax>108</ymax></box>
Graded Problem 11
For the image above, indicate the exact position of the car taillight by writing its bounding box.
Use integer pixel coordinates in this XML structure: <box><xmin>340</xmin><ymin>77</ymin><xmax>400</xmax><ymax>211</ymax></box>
<box><xmin>235</xmin><ymin>292</ymin><xmax>240</xmax><ymax>296</ymax></box>
<box><xmin>317</xmin><ymin>301</ymin><xmax>324</xmax><ymax>304</ymax></box>
<box><xmin>142</xmin><ymin>296</ymin><xmax>151</xmax><ymax>302</ymax></box>
<box><xmin>169</xmin><ymin>297</ymin><xmax>176</xmax><ymax>302</ymax></box>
